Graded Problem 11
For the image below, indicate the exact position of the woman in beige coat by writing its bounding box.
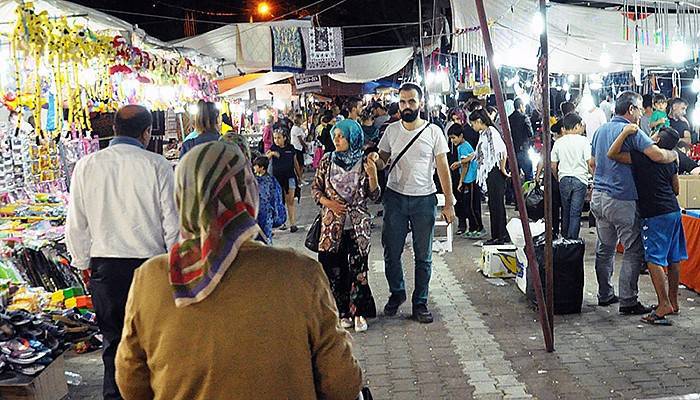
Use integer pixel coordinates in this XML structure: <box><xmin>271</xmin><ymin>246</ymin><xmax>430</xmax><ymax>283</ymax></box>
<box><xmin>115</xmin><ymin>141</ymin><xmax>362</xmax><ymax>400</ymax></box>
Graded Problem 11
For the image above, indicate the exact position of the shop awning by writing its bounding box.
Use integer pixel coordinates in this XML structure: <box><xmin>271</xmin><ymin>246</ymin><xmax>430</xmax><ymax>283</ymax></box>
<box><xmin>450</xmin><ymin>0</ymin><xmax>693</xmax><ymax>74</ymax></box>
<box><xmin>172</xmin><ymin>20</ymin><xmax>312</xmax><ymax>76</ymax></box>
<box><xmin>218</xmin><ymin>72</ymin><xmax>293</xmax><ymax>97</ymax></box>
<box><xmin>329</xmin><ymin>48</ymin><xmax>414</xmax><ymax>84</ymax></box>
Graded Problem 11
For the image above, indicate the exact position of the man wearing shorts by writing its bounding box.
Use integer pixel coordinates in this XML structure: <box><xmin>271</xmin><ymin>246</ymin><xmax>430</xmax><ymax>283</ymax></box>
<box><xmin>608</xmin><ymin>125</ymin><xmax>687</xmax><ymax>325</ymax></box>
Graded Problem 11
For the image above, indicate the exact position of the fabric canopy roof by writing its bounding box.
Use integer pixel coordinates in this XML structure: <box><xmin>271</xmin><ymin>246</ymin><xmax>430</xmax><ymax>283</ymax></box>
<box><xmin>329</xmin><ymin>47</ymin><xmax>414</xmax><ymax>83</ymax></box>
<box><xmin>218</xmin><ymin>72</ymin><xmax>293</xmax><ymax>97</ymax></box>
<box><xmin>172</xmin><ymin>20</ymin><xmax>312</xmax><ymax>75</ymax></box>
<box><xmin>450</xmin><ymin>0</ymin><xmax>692</xmax><ymax>74</ymax></box>
<box><xmin>0</xmin><ymin>0</ymin><xmax>132</xmax><ymax>34</ymax></box>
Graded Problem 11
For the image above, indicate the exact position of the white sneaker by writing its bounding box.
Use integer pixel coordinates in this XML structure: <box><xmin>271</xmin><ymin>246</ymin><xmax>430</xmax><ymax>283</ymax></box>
<box><xmin>340</xmin><ymin>318</ymin><xmax>353</xmax><ymax>329</ymax></box>
<box><xmin>354</xmin><ymin>316</ymin><xmax>368</xmax><ymax>332</ymax></box>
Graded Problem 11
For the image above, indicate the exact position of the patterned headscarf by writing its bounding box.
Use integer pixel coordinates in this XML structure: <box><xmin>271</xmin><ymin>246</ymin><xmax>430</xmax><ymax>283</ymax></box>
<box><xmin>169</xmin><ymin>141</ymin><xmax>261</xmax><ymax>308</ymax></box>
<box><xmin>331</xmin><ymin>119</ymin><xmax>365</xmax><ymax>171</ymax></box>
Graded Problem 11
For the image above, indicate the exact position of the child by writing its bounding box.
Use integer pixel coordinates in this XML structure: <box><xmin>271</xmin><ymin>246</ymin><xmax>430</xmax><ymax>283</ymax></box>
<box><xmin>253</xmin><ymin>157</ymin><xmax>287</xmax><ymax>243</ymax></box>
<box><xmin>551</xmin><ymin>113</ymin><xmax>593</xmax><ymax>239</ymax></box>
<box><xmin>649</xmin><ymin>94</ymin><xmax>670</xmax><ymax>134</ymax></box>
<box><xmin>608</xmin><ymin>125</ymin><xmax>687</xmax><ymax>326</ymax></box>
<box><xmin>448</xmin><ymin>125</ymin><xmax>484</xmax><ymax>238</ymax></box>
<box><xmin>266</xmin><ymin>130</ymin><xmax>301</xmax><ymax>233</ymax></box>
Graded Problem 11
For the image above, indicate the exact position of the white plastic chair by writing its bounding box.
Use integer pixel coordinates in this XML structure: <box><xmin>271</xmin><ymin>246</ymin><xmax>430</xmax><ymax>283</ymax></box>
<box><xmin>435</xmin><ymin>194</ymin><xmax>454</xmax><ymax>252</ymax></box>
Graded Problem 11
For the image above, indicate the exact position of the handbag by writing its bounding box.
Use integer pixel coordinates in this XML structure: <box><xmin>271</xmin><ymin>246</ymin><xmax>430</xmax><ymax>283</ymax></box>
<box><xmin>304</xmin><ymin>214</ymin><xmax>322</xmax><ymax>252</ymax></box>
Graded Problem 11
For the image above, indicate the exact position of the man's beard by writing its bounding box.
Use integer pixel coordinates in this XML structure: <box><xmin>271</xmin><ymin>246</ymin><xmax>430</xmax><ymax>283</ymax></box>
<box><xmin>401</xmin><ymin>109</ymin><xmax>419</xmax><ymax>122</ymax></box>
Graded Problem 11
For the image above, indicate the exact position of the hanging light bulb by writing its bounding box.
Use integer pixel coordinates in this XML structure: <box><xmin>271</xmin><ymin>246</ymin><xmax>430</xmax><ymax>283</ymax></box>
<box><xmin>531</xmin><ymin>12</ymin><xmax>545</xmax><ymax>35</ymax></box>
<box><xmin>188</xmin><ymin>103</ymin><xmax>199</xmax><ymax>115</ymax></box>
<box><xmin>562</xmin><ymin>82</ymin><xmax>570</xmax><ymax>92</ymax></box>
<box><xmin>670</xmin><ymin>39</ymin><xmax>689</xmax><ymax>64</ymax></box>
<box><xmin>567</xmin><ymin>74</ymin><xmax>576</xmax><ymax>83</ymax></box>
<box><xmin>520</xmin><ymin>93</ymin><xmax>531</xmax><ymax>105</ymax></box>
<box><xmin>599</xmin><ymin>52</ymin><xmax>611</xmax><ymax>68</ymax></box>
<box><xmin>692</xmin><ymin>78</ymin><xmax>700</xmax><ymax>93</ymax></box>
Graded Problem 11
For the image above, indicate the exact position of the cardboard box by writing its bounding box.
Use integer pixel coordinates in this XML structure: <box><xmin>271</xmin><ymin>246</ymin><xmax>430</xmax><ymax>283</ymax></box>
<box><xmin>0</xmin><ymin>354</ymin><xmax>68</xmax><ymax>400</ymax></box>
<box><xmin>480</xmin><ymin>245</ymin><xmax>518</xmax><ymax>278</ymax></box>
<box><xmin>678</xmin><ymin>175</ymin><xmax>700</xmax><ymax>209</ymax></box>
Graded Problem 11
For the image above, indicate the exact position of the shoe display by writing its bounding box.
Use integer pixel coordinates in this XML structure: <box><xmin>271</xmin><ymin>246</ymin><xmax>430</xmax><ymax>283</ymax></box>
<box><xmin>354</xmin><ymin>316</ymin><xmax>368</xmax><ymax>332</ymax></box>
<box><xmin>411</xmin><ymin>304</ymin><xmax>434</xmax><ymax>324</ymax></box>
<box><xmin>383</xmin><ymin>292</ymin><xmax>407</xmax><ymax>316</ymax></box>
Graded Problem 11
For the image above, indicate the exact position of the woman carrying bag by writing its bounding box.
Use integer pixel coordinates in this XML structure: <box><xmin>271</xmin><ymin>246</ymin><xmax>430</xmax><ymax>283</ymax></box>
<box><xmin>311</xmin><ymin>119</ymin><xmax>380</xmax><ymax>332</ymax></box>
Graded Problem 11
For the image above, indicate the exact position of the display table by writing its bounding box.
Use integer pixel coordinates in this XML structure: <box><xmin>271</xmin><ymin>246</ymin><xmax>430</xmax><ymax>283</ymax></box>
<box><xmin>0</xmin><ymin>354</ymin><xmax>68</xmax><ymax>400</ymax></box>
<box><xmin>680</xmin><ymin>214</ymin><xmax>700</xmax><ymax>292</ymax></box>
<box><xmin>614</xmin><ymin>213</ymin><xmax>700</xmax><ymax>292</ymax></box>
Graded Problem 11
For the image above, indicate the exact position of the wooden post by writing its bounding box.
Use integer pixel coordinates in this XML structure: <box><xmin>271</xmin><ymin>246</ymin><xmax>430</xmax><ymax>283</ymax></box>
<box><xmin>474</xmin><ymin>0</ymin><xmax>554</xmax><ymax>352</ymax></box>
<box><xmin>539</xmin><ymin>0</ymin><xmax>555</xmax><ymax>346</ymax></box>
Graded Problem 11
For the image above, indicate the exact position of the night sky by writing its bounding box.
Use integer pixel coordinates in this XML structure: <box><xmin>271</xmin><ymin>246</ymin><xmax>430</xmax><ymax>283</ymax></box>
<box><xmin>70</xmin><ymin>0</ymin><xmax>427</xmax><ymax>54</ymax></box>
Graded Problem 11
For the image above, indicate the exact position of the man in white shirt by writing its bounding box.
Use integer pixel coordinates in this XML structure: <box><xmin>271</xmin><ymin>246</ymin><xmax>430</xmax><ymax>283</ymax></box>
<box><xmin>66</xmin><ymin>105</ymin><xmax>178</xmax><ymax>400</ymax></box>
<box><xmin>551</xmin><ymin>113</ymin><xmax>592</xmax><ymax>239</ymax></box>
<box><xmin>376</xmin><ymin>83</ymin><xmax>455</xmax><ymax>324</ymax></box>
<box><xmin>581</xmin><ymin>105</ymin><xmax>608</xmax><ymax>138</ymax></box>
<box><xmin>599</xmin><ymin>94</ymin><xmax>614</xmax><ymax>122</ymax></box>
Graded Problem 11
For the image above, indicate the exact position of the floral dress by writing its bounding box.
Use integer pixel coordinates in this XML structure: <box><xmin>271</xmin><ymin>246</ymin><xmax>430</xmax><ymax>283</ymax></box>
<box><xmin>256</xmin><ymin>174</ymin><xmax>287</xmax><ymax>243</ymax></box>
<box><xmin>311</xmin><ymin>154</ymin><xmax>380</xmax><ymax>318</ymax></box>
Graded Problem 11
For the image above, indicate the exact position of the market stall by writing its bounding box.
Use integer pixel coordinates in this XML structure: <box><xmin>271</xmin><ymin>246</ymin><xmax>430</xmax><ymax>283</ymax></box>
<box><xmin>0</xmin><ymin>0</ymin><xmax>218</xmax><ymax>388</ymax></box>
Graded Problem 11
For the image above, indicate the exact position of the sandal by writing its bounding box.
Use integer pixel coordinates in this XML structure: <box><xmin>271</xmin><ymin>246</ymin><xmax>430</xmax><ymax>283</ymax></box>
<box><xmin>641</xmin><ymin>311</ymin><xmax>673</xmax><ymax>326</ymax></box>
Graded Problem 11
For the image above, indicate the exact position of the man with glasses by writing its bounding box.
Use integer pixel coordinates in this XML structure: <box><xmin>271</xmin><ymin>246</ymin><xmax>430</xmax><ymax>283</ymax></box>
<box><xmin>590</xmin><ymin>91</ymin><xmax>677</xmax><ymax>315</ymax></box>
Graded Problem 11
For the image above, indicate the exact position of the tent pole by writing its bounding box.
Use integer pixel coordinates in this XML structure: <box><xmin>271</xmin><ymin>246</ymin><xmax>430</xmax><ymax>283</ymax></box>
<box><xmin>539</xmin><ymin>0</ymin><xmax>555</xmax><ymax>347</ymax></box>
<box><xmin>473</xmin><ymin>0</ymin><xmax>554</xmax><ymax>352</ymax></box>
<box><xmin>418</xmin><ymin>0</ymin><xmax>430</xmax><ymax>112</ymax></box>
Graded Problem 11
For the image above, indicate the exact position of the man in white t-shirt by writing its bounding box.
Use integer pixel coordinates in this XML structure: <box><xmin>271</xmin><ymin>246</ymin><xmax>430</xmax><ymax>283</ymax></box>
<box><xmin>375</xmin><ymin>83</ymin><xmax>455</xmax><ymax>324</ymax></box>
<box><xmin>290</xmin><ymin>114</ymin><xmax>307</xmax><ymax>172</ymax></box>
<box><xmin>581</xmin><ymin>104</ymin><xmax>608</xmax><ymax>138</ymax></box>
<box><xmin>551</xmin><ymin>113</ymin><xmax>593</xmax><ymax>239</ymax></box>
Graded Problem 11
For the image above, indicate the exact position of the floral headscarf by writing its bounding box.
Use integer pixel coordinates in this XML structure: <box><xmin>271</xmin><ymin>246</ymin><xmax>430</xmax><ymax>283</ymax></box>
<box><xmin>331</xmin><ymin>119</ymin><xmax>365</xmax><ymax>171</ymax></box>
<box><xmin>169</xmin><ymin>141</ymin><xmax>261</xmax><ymax>307</ymax></box>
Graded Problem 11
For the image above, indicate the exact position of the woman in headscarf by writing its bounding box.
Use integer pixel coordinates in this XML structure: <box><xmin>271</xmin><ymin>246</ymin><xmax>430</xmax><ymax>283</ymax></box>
<box><xmin>115</xmin><ymin>142</ymin><xmax>362</xmax><ymax>400</ymax></box>
<box><xmin>311</xmin><ymin>119</ymin><xmax>380</xmax><ymax>333</ymax></box>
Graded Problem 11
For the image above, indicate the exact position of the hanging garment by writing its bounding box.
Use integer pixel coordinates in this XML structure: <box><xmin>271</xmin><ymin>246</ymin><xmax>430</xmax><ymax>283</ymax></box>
<box><xmin>271</xmin><ymin>26</ymin><xmax>305</xmax><ymax>73</ymax></box>
<box><xmin>301</xmin><ymin>27</ymin><xmax>345</xmax><ymax>75</ymax></box>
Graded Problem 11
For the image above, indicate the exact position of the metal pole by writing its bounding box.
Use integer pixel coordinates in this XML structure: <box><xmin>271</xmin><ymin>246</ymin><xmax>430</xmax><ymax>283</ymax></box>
<box><xmin>418</xmin><ymin>0</ymin><xmax>430</xmax><ymax>112</ymax></box>
<box><xmin>539</xmin><ymin>0</ymin><xmax>555</xmax><ymax>347</ymax></box>
<box><xmin>473</xmin><ymin>0</ymin><xmax>554</xmax><ymax>352</ymax></box>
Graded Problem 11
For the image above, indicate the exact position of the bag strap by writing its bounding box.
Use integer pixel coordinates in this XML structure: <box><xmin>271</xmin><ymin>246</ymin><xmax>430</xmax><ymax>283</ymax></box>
<box><xmin>387</xmin><ymin>123</ymin><xmax>432</xmax><ymax>176</ymax></box>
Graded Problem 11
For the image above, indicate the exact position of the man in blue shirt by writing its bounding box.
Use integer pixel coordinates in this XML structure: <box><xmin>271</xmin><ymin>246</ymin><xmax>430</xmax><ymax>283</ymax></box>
<box><xmin>590</xmin><ymin>91</ymin><xmax>678</xmax><ymax>315</ymax></box>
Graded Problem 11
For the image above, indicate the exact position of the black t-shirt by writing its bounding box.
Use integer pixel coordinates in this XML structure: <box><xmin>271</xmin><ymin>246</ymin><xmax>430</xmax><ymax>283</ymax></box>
<box><xmin>630</xmin><ymin>150</ymin><xmax>679</xmax><ymax>218</ymax></box>
<box><xmin>320</xmin><ymin>125</ymin><xmax>335</xmax><ymax>153</ymax></box>
<box><xmin>670</xmin><ymin>118</ymin><xmax>691</xmax><ymax>139</ymax></box>
<box><xmin>462</xmin><ymin>124</ymin><xmax>480</xmax><ymax>149</ymax></box>
<box><xmin>271</xmin><ymin>144</ymin><xmax>296</xmax><ymax>178</ymax></box>
<box><xmin>677</xmin><ymin>149</ymin><xmax>698</xmax><ymax>174</ymax></box>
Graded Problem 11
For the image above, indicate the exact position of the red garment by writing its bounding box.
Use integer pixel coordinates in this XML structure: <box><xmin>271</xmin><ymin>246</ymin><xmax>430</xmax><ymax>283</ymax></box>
<box><xmin>262</xmin><ymin>124</ymin><xmax>273</xmax><ymax>153</ymax></box>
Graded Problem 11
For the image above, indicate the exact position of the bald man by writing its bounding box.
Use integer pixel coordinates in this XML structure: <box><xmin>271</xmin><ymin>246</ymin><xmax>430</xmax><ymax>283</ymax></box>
<box><xmin>66</xmin><ymin>105</ymin><xmax>178</xmax><ymax>400</ymax></box>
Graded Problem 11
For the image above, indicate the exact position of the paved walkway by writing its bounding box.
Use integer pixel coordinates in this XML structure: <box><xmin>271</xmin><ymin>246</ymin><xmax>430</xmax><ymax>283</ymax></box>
<box><xmin>65</xmin><ymin>187</ymin><xmax>700</xmax><ymax>399</ymax></box>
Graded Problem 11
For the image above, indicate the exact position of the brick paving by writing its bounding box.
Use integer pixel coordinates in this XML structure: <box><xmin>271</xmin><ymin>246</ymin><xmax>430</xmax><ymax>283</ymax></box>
<box><xmin>63</xmin><ymin>189</ymin><xmax>700</xmax><ymax>399</ymax></box>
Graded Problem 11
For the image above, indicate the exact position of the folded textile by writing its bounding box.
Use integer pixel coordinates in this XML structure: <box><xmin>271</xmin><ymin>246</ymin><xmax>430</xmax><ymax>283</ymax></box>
<box><xmin>271</xmin><ymin>26</ymin><xmax>305</xmax><ymax>73</ymax></box>
<box><xmin>301</xmin><ymin>27</ymin><xmax>345</xmax><ymax>75</ymax></box>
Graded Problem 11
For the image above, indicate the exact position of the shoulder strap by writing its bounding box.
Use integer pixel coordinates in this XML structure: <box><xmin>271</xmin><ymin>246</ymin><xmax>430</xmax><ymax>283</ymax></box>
<box><xmin>387</xmin><ymin>123</ymin><xmax>432</xmax><ymax>176</ymax></box>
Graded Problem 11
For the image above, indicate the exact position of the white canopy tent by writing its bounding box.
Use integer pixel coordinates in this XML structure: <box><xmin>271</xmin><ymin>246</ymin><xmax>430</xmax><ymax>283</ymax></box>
<box><xmin>329</xmin><ymin>47</ymin><xmax>414</xmax><ymax>83</ymax></box>
<box><xmin>172</xmin><ymin>20</ymin><xmax>312</xmax><ymax>77</ymax></box>
<box><xmin>450</xmin><ymin>0</ymin><xmax>695</xmax><ymax>74</ymax></box>
<box><xmin>0</xmin><ymin>0</ymin><xmax>217</xmax><ymax>63</ymax></box>
<box><xmin>219</xmin><ymin>72</ymin><xmax>293</xmax><ymax>97</ymax></box>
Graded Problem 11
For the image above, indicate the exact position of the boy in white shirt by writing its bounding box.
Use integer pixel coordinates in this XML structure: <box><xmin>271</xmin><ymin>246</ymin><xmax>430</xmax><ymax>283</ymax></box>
<box><xmin>552</xmin><ymin>113</ymin><xmax>593</xmax><ymax>239</ymax></box>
